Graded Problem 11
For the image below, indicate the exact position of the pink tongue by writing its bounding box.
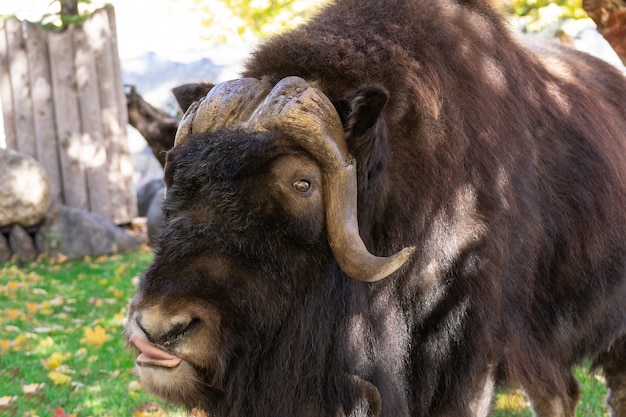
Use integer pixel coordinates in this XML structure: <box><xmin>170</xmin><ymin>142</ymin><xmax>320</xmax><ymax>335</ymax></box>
<box><xmin>131</xmin><ymin>333</ymin><xmax>182</xmax><ymax>368</ymax></box>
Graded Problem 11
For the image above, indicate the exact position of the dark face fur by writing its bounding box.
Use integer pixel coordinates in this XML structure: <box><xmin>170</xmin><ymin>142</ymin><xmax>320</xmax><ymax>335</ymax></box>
<box><xmin>125</xmin><ymin>76</ymin><xmax>396</xmax><ymax>414</ymax></box>
<box><xmin>126</xmin><ymin>129</ymin><xmax>331</xmax><ymax>408</ymax></box>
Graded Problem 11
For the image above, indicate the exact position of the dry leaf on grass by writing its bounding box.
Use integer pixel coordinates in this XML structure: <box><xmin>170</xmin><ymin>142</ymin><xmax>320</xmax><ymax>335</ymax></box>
<box><xmin>80</xmin><ymin>325</ymin><xmax>109</xmax><ymax>346</ymax></box>
<box><xmin>22</xmin><ymin>382</ymin><xmax>45</xmax><ymax>397</ymax></box>
<box><xmin>190</xmin><ymin>407</ymin><xmax>208</xmax><ymax>417</ymax></box>
<box><xmin>0</xmin><ymin>396</ymin><xmax>17</xmax><ymax>408</ymax></box>
<box><xmin>133</xmin><ymin>401</ymin><xmax>166</xmax><ymax>417</ymax></box>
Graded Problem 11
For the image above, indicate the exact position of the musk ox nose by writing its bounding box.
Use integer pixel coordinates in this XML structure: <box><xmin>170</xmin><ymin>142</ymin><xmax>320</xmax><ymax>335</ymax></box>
<box><xmin>137</xmin><ymin>314</ymin><xmax>200</xmax><ymax>348</ymax></box>
<box><xmin>131</xmin><ymin>331</ymin><xmax>183</xmax><ymax>368</ymax></box>
<box><xmin>128</xmin><ymin>310</ymin><xmax>202</xmax><ymax>369</ymax></box>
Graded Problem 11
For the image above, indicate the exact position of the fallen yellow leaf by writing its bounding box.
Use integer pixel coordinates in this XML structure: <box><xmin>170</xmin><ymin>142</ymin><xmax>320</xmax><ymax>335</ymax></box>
<box><xmin>6</xmin><ymin>309</ymin><xmax>20</xmax><ymax>320</ymax></box>
<box><xmin>81</xmin><ymin>325</ymin><xmax>109</xmax><ymax>346</ymax></box>
<box><xmin>494</xmin><ymin>391</ymin><xmax>528</xmax><ymax>411</ymax></box>
<box><xmin>7</xmin><ymin>281</ymin><xmax>20</xmax><ymax>291</ymax></box>
<box><xmin>114</xmin><ymin>264</ymin><xmax>127</xmax><ymax>278</ymax></box>
<box><xmin>12</xmin><ymin>334</ymin><xmax>27</xmax><ymax>347</ymax></box>
<box><xmin>113</xmin><ymin>313</ymin><xmax>127</xmax><ymax>326</ymax></box>
<box><xmin>48</xmin><ymin>371</ymin><xmax>71</xmax><ymax>386</ymax></box>
<box><xmin>42</xmin><ymin>352</ymin><xmax>72</xmax><ymax>370</ymax></box>
<box><xmin>26</xmin><ymin>303</ymin><xmax>39</xmax><ymax>313</ymax></box>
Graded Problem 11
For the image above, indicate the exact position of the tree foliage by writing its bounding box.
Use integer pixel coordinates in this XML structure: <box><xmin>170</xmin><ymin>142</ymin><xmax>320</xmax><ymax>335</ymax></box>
<box><xmin>193</xmin><ymin>0</ymin><xmax>327</xmax><ymax>42</ymax></box>
<box><xmin>496</xmin><ymin>0</ymin><xmax>588</xmax><ymax>25</ymax></box>
<box><xmin>197</xmin><ymin>0</ymin><xmax>588</xmax><ymax>43</ymax></box>
<box><xmin>39</xmin><ymin>0</ymin><xmax>94</xmax><ymax>31</ymax></box>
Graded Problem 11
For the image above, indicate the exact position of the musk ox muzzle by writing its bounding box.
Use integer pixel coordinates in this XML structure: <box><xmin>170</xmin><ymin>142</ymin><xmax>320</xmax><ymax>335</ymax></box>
<box><xmin>172</xmin><ymin>75</ymin><xmax>414</xmax><ymax>282</ymax></box>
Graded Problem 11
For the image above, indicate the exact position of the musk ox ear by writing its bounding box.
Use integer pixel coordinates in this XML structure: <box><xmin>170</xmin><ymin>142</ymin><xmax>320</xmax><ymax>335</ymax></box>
<box><xmin>345</xmin><ymin>86</ymin><xmax>389</xmax><ymax>137</ymax></box>
<box><xmin>336</xmin><ymin>86</ymin><xmax>390</xmax><ymax>184</ymax></box>
<box><xmin>172</xmin><ymin>82</ymin><xmax>215</xmax><ymax>113</ymax></box>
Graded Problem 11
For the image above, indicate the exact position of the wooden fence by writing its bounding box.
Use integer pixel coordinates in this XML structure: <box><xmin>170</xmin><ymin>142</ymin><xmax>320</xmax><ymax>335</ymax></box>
<box><xmin>0</xmin><ymin>5</ymin><xmax>137</xmax><ymax>225</ymax></box>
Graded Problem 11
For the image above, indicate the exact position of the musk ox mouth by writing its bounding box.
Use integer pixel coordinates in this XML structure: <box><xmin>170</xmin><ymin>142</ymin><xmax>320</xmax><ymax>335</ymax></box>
<box><xmin>130</xmin><ymin>332</ymin><xmax>183</xmax><ymax>369</ymax></box>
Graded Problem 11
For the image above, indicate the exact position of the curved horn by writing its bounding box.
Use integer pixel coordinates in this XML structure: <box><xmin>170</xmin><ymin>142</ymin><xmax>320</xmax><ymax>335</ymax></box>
<box><xmin>173</xmin><ymin>76</ymin><xmax>414</xmax><ymax>282</ymax></box>
<box><xmin>174</xmin><ymin>78</ymin><xmax>271</xmax><ymax>145</ymax></box>
<box><xmin>252</xmin><ymin>77</ymin><xmax>414</xmax><ymax>282</ymax></box>
<box><xmin>325</xmin><ymin>163</ymin><xmax>415</xmax><ymax>282</ymax></box>
<box><xmin>250</xmin><ymin>77</ymin><xmax>349</xmax><ymax>170</ymax></box>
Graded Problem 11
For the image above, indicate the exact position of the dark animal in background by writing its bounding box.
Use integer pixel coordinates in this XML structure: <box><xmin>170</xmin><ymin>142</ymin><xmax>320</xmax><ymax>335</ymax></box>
<box><xmin>125</xmin><ymin>0</ymin><xmax>626</xmax><ymax>416</ymax></box>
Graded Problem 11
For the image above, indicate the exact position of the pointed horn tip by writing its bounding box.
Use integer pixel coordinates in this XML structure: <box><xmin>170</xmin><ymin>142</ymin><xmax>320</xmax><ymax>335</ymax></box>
<box><xmin>347</xmin><ymin>245</ymin><xmax>416</xmax><ymax>283</ymax></box>
<box><xmin>383</xmin><ymin>245</ymin><xmax>416</xmax><ymax>275</ymax></box>
<box><xmin>396</xmin><ymin>245</ymin><xmax>416</xmax><ymax>261</ymax></box>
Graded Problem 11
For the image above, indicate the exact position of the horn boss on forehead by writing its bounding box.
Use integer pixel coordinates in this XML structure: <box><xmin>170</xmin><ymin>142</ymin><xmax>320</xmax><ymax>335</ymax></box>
<box><xmin>172</xmin><ymin>75</ymin><xmax>414</xmax><ymax>282</ymax></box>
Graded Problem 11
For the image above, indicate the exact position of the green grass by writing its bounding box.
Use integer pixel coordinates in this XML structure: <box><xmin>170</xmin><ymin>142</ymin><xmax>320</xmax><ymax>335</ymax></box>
<box><xmin>490</xmin><ymin>365</ymin><xmax>609</xmax><ymax>416</ymax></box>
<box><xmin>0</xmin><ymin>252</ymin><xmax>185</xmax><ymax>417</ymax></box>
<box><xmin>0</xmin><ymin>253</ymin><xmax>611</xmax><ymax>416</ymax></box>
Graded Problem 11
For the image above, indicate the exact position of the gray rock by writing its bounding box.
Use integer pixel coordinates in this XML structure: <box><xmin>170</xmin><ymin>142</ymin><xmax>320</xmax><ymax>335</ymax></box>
<box><xmin>137</xmin><ymin>178</ymin><xmax>165</xmax><ymax>217</ymax></box>
<box><xmin>0</xmin><ymin>230</ymin><xmax>11</xmax><ymax>263</ymax></box>
<box><xmin>0</xmin><ymin>148</ymin><xmax>52</xmax><ymax>228</ymax></box>
<box><xmin>146</xmin><ymin>185</ymin><xmax>165</xmax><ymax>244</ymax></box>
<box><xmin>8</xmin><ymin>224</ymin><xmax>37</xmax><ymax>263</ymax></box>
<box><xmin>37</xmin><ymin>205</ymin><xmax>140</xmax><ymax>260</ymax></box>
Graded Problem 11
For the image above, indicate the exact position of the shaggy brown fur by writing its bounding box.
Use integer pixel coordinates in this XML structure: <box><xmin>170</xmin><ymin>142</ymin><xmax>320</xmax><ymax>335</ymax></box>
<box><xmin>127</xmin><ymin>0</ymin><xmax>626</xmax><ymax>416</ymax></box>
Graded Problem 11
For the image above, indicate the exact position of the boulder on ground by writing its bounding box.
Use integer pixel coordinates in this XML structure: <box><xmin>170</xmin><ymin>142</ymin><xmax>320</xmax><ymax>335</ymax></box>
<box><xmin>137</xmin><ymin>178</ymin><xmax>165</xmax><ymax>217</ymax></box>
<box><xmin>146</xmin><ymin>184</ymin><xmax>165</xmax><ymax>244</ymax></box>
<box><xmin>9</xmin><ymin>225</ymin><xmax>38</xmax><ymax>263</ymax></box>
<box><xmin>0</xmin><ymin>229</ymin><xmax>11</xmax><ymax>262</ymax></box>
<box><xmin>0</xmin><ymin>148</ymin><xmax>52</xmax><ymax>228</ymax></box>
<box><xmin>37</xmin><ymin>205</ymin><xmax>140</xmax><ymax>260</ymax></box>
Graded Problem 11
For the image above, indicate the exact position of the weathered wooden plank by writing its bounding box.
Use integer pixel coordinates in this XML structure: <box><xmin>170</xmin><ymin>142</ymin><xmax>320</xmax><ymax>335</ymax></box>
<box><xmin>0</xmin><ymin>20</ymin><xmax>17</xmax><ymax>150</ymax></box>
<box><xmin>5</xmin><ymin>18</ymin><xmax>37</xmax><ymax>158</ymax></box>
<box><xmin>105</xmin><ymin>5</ymin><xmax>128</xmax><ymax>134</ymax></box>
<box><xmin>86</xmin><ymin>7</ymin><xmax>136</xmax><ymax>224</ymax></box>
<box><xmin>106</xmin><ymin>4</ymin><xmax>138</xmax><ymax>222</ymax></box>
<box><xmin>48</xmin><ymin>26</ymin><xmax>88</xmax><ymax>210</ymax></box>
<box><xmin>73</xmin><ymin>26</ymin><xmax>112</xmax><ymax>220</ymax></box>
<box><xmin>0</xmin><ymin>7</ymin><xmax>135</xmax><ymax>225</ymax></box>
<box><xmin>24</xmin><ymin>21</ymin><xmax>63</xmax><ymax>204</ymax></box>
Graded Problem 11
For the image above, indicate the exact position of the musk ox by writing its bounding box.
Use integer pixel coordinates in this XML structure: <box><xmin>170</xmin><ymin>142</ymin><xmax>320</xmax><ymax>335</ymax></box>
<box><xmin>125</xmin><ymin>0</ymin><xmax>626</xmax><ymax>416</ymax></box>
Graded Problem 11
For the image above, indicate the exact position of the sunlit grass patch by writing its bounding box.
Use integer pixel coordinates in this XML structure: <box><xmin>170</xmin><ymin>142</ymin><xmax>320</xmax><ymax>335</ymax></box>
<box><xmin>0</xmin><ymin>253</ymin><xmax>185</xmax><ymax>417</ymax></box>
<box><xmin>490</xmin><ymin>363</ymin><xmax>609</xmax><ymax>417</ymax></box>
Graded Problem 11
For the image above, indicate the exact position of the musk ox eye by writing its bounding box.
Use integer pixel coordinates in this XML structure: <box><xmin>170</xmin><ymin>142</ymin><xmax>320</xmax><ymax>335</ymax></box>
<box><xmin>292</xmin><ymin>179</ymin><xmax>311</xmax><ymax>193</ymax></box>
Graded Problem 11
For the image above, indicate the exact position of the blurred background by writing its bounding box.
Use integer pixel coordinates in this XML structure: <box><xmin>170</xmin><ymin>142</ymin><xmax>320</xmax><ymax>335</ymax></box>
<box><xmin>0</xmin><ymin>0</ymin><xmax>622</xmax><ymax>183</ymax></box>
<box><xmin>0</xmin><ymin>0</ymin><xmax>623</xmax><ymax>216</ymax></box>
